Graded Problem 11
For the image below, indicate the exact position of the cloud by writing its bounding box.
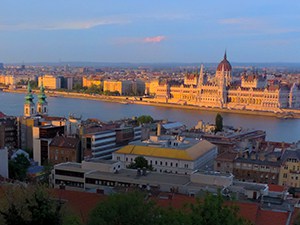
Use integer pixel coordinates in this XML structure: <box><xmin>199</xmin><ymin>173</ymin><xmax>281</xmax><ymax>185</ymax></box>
<box><xmin>218</xmin><ymin>17</ymin><xmax>263</xmax><ymax>30</ymax></box>
<box><xmin>218</xmin><ymin>17</ymin><xmax>300</xmax><ymax>36</ymax></box>
<box><xmin>0</xmin><ymin>18</ymin><xmax>129</xmax><ymax>31</ymax></box>
<box><xmin>143</xmin><ymin>36</ymin><xmax>166</xmax><ymax>43</ymax></box>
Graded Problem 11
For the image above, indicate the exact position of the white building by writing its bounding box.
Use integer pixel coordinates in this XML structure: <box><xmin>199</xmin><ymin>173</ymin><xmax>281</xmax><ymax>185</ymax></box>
<box><xmin>51</xmin><ymin>159</ymin><xmax>233</xmax><ymax>195</ymax></box>
<box><xmin>0</xmin><ymin>148</ymin><xmax>8</xmax><ymax>178</ymax></box>
<box><xmin>113</xmin><ymin>135</ymin><xmax>218</xmax><ymax>174</ymax></box>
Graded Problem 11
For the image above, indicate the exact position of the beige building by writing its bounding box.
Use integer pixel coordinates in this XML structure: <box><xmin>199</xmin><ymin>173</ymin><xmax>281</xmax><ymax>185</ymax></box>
<box><xmin>103</xmin><ymin>80</ymin><xmax>132</xmax><ymax>95</ymax></box>
<box><xmin>38</xmin><ymin>75</ymin><xmax>61</xmax><ymax>89</ymax></box>
<box><xmin>113</xmin><ymin>136</ymin><xmax>217</xmax><ymax>174</ymax></box>
<box><xmin>279</xmin><ymin>149</ymin><xmax>300</xmax><ymax>188</ymax></box>
<box><xmin>152</xmin><ymin>53</ymin><xmax>300</xmax><ymax>112</ymax></box>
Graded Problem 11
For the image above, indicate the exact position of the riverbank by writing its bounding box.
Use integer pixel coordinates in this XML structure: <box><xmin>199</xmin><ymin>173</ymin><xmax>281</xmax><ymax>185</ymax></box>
<box><xmin>4</xmin><ymin>88</ymin><xmax>300</xmax><ymax>119</ymax></box>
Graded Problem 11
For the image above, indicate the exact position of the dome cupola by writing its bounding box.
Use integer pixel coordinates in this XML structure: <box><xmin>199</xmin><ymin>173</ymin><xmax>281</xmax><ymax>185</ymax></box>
<box><xmin>217</xmin><ymin>51</ymin><xmax>232</xmax><ymax>71</ymax></box>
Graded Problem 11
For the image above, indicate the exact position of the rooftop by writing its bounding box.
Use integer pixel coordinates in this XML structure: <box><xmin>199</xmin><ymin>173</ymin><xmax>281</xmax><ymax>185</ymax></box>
<box><xmin>115</xmin><ymin>139</ymin><xmax>216</xmax><ymax>161</ymax></box>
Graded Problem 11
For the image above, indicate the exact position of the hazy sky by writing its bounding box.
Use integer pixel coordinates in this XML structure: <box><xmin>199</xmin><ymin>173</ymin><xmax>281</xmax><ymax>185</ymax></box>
<box><xmin>0</xmin><ymin>0</ymin><xmax>299</xmax><ymax>63</ymax></box>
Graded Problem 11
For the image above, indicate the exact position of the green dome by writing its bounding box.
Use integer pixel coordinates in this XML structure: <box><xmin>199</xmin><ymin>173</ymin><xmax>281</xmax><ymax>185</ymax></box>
<box><xmin>25</xmin><ymin>82</ymin><xmax>34</xmax><ymax>104</ymax></box>
<box><xmin>38</xmin><ymin>83</ymin><xmax>47</xmax><ymax>104</ymax></box>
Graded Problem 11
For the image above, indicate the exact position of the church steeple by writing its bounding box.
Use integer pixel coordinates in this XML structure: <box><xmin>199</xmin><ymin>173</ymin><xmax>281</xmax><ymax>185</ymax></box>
<box><xmin>224</xmin><ymin>50</ymin><xmax>227</xmax><ymax>60</ymax></box>
<box><xmin>37</xmin><ymin>82</ymin><xmax>48</xmax><ymax>115</ymax></box>
<box><xmin>24</xmin><ymin>81</ymin><xmax>35</xmax><ymax>117</ymax></box>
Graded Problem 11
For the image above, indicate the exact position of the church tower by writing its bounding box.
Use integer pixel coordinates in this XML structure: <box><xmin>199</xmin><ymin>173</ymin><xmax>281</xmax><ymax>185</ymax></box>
<box><xmin>37</xmin><ymin>82</ymin><xmax>48</xmax><ymax>115</ymax></box>
<box><xmin>24</xmin><ymin>82</ymin><xmax>35</xmax><ymax>117</ymax></box>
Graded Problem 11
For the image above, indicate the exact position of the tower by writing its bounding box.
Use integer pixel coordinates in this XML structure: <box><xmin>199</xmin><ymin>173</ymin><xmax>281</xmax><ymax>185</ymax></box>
<box><xmin>37</xmin><ymin>82</ymin><xmax>48</xmax><ymax>115</ymax></box>
<box><xmin>216</xmin><ymin>51</ymin><xmax>232</xmax><ymax>86</ymax></box>
<box><xmin>197</xmin><ymin>64</ymin><xmax>204</xmax><ymax>87</ymax></box>
<box><xmin>24</xmin><ymin>82</ymin><xmax>35</xmax><ymax>117</ymax></box>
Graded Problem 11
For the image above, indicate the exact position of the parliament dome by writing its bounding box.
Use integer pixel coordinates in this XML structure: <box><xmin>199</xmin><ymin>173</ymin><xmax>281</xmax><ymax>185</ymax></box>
<box><xmin>217</xmin><ymin>52</ymin><xmax>232</xmax><ymax>71</ymax></box>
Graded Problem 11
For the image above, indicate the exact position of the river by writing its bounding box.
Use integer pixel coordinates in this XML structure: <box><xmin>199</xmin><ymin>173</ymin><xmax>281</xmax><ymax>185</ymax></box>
<box><xmin>0</xmin><ymin>92</ymin><xmax>299</xmax><ymax>143</ymax></box>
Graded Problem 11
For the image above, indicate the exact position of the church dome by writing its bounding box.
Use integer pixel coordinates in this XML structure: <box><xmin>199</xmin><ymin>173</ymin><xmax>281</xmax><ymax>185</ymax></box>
<box><xmin>217</xmin><ymin>52</ymin><xmax>232</xmax><ymax>71</ymax></box>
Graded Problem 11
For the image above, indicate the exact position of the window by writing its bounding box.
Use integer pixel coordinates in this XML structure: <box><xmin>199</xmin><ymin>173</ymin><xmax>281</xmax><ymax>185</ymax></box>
<box><xmin>160</xmin><ymin>161</ymin><xmax>162</xmax><ymax>166</ymax></box>
<box><xmin>117</xmin><ymin>156</ymin><xmax>120</xmax><ymax>161</ymax></box>
<box><xmin>217</xmin><ymin>163</ymin><xmax>221</xmax><ymax>168</ymax></box>
<box><xmin>165</xmin><ymin>162</ymin><xmax>168</xmax><ymax>166</ymax></box>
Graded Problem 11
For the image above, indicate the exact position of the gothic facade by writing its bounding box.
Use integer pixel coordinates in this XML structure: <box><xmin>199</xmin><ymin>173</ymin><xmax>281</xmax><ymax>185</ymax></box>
<box><xmin>153</xmin><ymin>53</ymin><xmax>300</xmax><ymax>112</ymax></box>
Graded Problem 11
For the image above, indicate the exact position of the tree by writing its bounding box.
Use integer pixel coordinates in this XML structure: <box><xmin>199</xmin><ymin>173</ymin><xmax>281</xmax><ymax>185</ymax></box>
<box><xmin>9</xmin><ymin>153</ymin><xmax>31</xmax><ymax>181</ymax></box>
<box><xmin>29</xmin><ymin>80</ymin><xmax>38</xmax><ymax>89</ymax></box>
<box><xmin>137</xmin><ymin>115</ymin><xmax>154</xmax><ymax>125</ymax></box>
<box><xmin>127</xmin><ymin>156</ymin><xmax>153</xmax><ymax>171</ymax></box>
<box><xmin>0</xmin><ymin>185</ymin><xmax>64</xmax><ymax>225</ymax></box>
<box><xmin>189</xmin><ymin>192</ymin><xmax>251</xmax><ymax>225</ymax></box>
<box><xmin>88</xmin><ymin>192</ymin><xmax>159</xmax><ymax>225</ymax></box>
<box><xmin>215</xmin><ymin>113</ymin><xmax>223</xmax><ymax>133</ymax></box>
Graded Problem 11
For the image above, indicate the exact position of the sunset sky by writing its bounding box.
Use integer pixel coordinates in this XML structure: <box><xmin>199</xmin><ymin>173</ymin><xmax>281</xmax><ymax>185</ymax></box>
<box><xmin>0</xmin><ymin>0</ymin><xmax>299</xmax><ymax>63</ymax></box>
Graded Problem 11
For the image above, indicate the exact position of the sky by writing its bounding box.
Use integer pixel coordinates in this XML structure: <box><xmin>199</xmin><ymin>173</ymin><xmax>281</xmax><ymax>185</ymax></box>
<box><xmin>0</xmin><ymin>0</ymin><xmax>299</xmax><ymax>63</ymax></box>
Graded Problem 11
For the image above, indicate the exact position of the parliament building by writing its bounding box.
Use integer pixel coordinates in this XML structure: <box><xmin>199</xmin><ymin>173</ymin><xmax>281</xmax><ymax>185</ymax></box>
<box><xmin>152</xmin><ymin>53</ymin><xmax>300</xmax><ymax>112</ymax></box>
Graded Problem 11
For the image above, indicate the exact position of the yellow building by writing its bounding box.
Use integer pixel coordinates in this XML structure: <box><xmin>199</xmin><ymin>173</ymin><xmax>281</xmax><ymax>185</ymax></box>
<box><xmin>279</xmin><ymin>149</ymin><xmax>300</xmax><ymax>187</ymax></box>
<box><xmin>38</xmin><ymin>75</ymin><xmax>61</xmax><ymax>90</ymax></box>
<box><xmin>0</xmin><ymin>75</ymin><xmax>5</xmax><ymax>84</ymax></box>
<box><xmin>152</xmin><ymin>52</ymin><xmax>298</xmax><ymax>111</ymax></box>
<box><xmin>103</xmin><ymin>80</ymin><xmax>132</xmax><ymax>95</ymax></box>
<box><xmin>82</xmin><ymin>76</ymin><xmax>102</xmax><ymax>88</ymax></box>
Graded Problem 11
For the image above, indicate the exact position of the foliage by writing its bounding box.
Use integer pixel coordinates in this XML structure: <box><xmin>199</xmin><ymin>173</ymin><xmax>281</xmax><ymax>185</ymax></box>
<box><xmin>215</xmin><ymin>113</ymin><xmax>223</xmax><ymax>133</ymax></box>
<box><xmin>9</xmin><ymin>153</ymin><xmax>31</xmax><ymax>181</ymax></box>
<box><xmin>85</xmin><ymin>84</ymin><xmax>102</xmax><ymax>95</ymax></box>
<box><xmin>0</xmin><ymin>185</ymin><xmax>64</xmax><ymax>225</ymax></box>
<box><xmin>29</xmin><ymin>80</ymin><xmax>38</xmax><ymax>89</ymax></box>
<box><xmin>189</xmin><ymin>192</ymin><xmax>251</xmax><ymax>225</ymax></box>
<box><xmin>127</xmin><ymin>156</ymin><xmax>153</xmax><ymax>171</ymax></box>
<box><xmin>62</xmin><ymin>214</ymin><xmax>83</xmax><ymax>225</ymax></box>
<box><xmin>87</xmin><ymin>191</ymin><xmax>251</xmax><ymax>225</ymax></box>
<box><xmin>88</xmin><ymin>192</ymin><xmax>159</xmax><ymax>225</ymax></box>
<box><xmin>103</xmin><ymin>90</ymin><xmax>120</xmax><ymax>96</ymax></box>
<box><xmin>137</xmin><ymin>115</ymin><xmax>154</xmax><ymax>124</ymax></box>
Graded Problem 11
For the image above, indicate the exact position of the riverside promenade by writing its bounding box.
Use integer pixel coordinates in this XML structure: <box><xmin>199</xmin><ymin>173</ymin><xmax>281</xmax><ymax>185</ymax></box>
<box><xmin>4</xmin><ymin>88</ymin><xmax>300</xmax><ymax>119</ymax></box>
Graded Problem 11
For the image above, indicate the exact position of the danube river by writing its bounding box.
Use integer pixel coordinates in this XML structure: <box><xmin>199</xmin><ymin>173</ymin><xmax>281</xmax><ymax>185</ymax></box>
<box><xmin>0</xmin><ymin>92</ymin><xmax>299</xmax><ymax>143</ymax></box>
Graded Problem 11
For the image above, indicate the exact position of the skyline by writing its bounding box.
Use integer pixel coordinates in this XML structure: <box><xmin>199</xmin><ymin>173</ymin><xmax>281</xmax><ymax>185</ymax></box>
<box><xmin>0</xmin><ymin>1</ymin><xmax>299</xmax><ymax>63</ymax></box>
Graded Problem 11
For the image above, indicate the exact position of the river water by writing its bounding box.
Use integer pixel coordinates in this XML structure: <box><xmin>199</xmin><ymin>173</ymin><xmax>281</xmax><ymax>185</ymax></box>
<box><xmin>0</xmin><ymin>92</ymin><xmax>299</xmax><ymax>143</ymax></box>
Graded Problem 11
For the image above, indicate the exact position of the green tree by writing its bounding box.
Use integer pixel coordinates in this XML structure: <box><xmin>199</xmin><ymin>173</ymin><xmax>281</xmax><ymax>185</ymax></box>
<box><xmin>137</xmin><ymin>115</ymin><xmax>154</xmax><ymax>124</ymax></box>
<box><xmin>88</xmin><ymin>192</ymin><xmax>159</xmax><ymax>225</ymax></box>
<box><xmin>29</xmin><ymin>80</ymin><xmax>38</xmax><ymax>89</ymax></box>
<box><xmin>127</xmin><ymin>156</ymin><xmax>153</xmax><ymax>171</ymax></box>
<box><xmin>215</xmin><ymin>113</ymin><xmax>223</xmax><ymax>133</ymax></box>
<box><xmin>190</xmin><ymin>192</ymin><xmax>251</xmax><ymax>225</ymax></box>
<box><xmin>0</xmin><ymin>186</ymin><xmax>64</xmax><ymax>225</ymax></box>
<box><xmin>9</xmin><ymin>153</ymin><xmax>31</xmax><ymax>181</ymax></box>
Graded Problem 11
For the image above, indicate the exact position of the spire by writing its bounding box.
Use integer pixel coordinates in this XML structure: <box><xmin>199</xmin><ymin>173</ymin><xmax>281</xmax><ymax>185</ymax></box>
<box><xmin>197</xmin><ymin>64</ymin><xmax>204</xmax><ymax>87</ymax></box>
<box><xmin>25</xmin><ymin>81</ymin><xmax>34</xmax><ymax>104</ymax></box>
<box><xmin>224</xmin><ymin>50</ymin><xmax>227</xmax><ymax>60</ymax></box>
<box><xmin>38</xmin><ymin>81</ymin><xmax>47</xmax><ymax>104</ymax></box>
